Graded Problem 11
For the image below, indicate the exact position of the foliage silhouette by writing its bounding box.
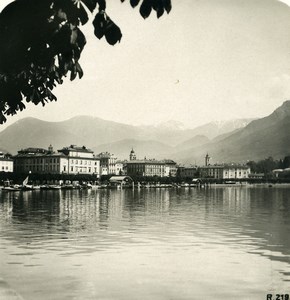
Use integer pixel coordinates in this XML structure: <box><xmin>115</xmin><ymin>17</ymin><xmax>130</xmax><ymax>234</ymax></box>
<box><xmin>0</xmin><ymin>0</ymin><xmax>171</xmax><ymax>123</ymax></box>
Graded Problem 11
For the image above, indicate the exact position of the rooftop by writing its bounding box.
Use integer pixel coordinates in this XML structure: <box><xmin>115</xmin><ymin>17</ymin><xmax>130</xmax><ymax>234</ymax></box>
<box><xmin>200</xmin><ymin>164</ymin><xmax>250</xmax><ymax>169</ymax></box>
<box><xmin>126</xmin><ymin>159</ymin><xmax>166</xmax><ymax>165</ymax></box>
<box><xmin>58</xmin><ymin>145</ymin><xmax>93</xmax><ymax>153</ymax></box>
<box><xmin>18</xmin><ymin>147</ymin><xmax>48</xmax><ymax>155</ymax></box>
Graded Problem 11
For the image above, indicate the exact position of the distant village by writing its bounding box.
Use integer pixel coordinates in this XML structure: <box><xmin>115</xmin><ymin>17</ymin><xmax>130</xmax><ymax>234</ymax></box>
<box><xmin>0</xmin><ymin>143</ymin><xmax>254</xmax><ymax>181</ymax></box>
<box><xmin>0</xmin><ymin>143</ymin><xmax>290</xmax><ymax>188</ymax></box>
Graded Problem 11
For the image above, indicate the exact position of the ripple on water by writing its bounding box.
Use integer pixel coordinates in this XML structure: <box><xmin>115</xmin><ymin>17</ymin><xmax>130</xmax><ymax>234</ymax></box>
<box><xmin>0</xmin><ymin>187</ymin><xmax>289</xmax><ymax>299</ymax></box>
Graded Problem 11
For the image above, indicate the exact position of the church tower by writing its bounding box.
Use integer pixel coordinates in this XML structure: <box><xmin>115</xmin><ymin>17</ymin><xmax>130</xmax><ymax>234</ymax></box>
<box><xmin>129</xmin><ymin>148</ymin><xmax>136</xmax><ymax>161</ymax></box>
<box><xmin>205</xmin><ymin>153</ymin><xmax>210</xmax><ymax>166</ymax></box>
<box><xmin>48</xmin><ymin>144</ymin><xmax>54</xmax><ymax>153</ymax></box>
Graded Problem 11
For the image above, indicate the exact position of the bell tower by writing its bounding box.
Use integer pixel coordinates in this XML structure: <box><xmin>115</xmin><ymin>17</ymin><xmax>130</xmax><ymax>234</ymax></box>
<box><xmin>129</xmin><ymin>148</ymin><xmax>136</xmax><ymax>161</ymax></box>
<box><xmin>48</xmin><ymin>144</ymin><xmax>54</xmax><ymax>153</ymax></box>
<box><xmin>205</xmin><ymin>153</ymin><xmax>210</xmax><ymax>166</ymax></box>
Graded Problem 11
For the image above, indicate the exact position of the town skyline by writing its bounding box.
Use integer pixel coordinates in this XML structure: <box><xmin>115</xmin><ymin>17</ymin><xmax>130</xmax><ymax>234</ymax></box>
<box><xmin>1</xmin><ymin>0</ymin><xmax>290</xmax><ymax>131</ymax></box>
<box><xmin>0</xmin><ymin>99</ymin><xmax>290</xmax><ymax>165</ymax></box>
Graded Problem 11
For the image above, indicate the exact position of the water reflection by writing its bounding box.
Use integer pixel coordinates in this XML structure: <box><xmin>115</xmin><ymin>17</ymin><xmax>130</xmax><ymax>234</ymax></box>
<box><xmin>0</xmin><ymin>186</ymin><xmax>290</xmax><ymax>299</ymax></box>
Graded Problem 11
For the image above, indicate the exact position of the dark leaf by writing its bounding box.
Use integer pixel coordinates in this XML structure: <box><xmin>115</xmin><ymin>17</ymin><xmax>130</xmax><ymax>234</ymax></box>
<box><xmin>0</xmin><ymin>113</ymin><xmax>7</xmax><ymax>124</ymax></box>
<box><xmin>54</xmin><ymin>0</ymin><xmax>89</xmax><ymax>25</ymax></box>
<box><xmin>70</xmin><ymin>64</ymin><xmax>77</xmax><ymax>81</ymax></box>
<box><xmin>105</xmin><ymin>19</ymin><xmax>122</xmax><ymax>45</ymax></box>
<box><xmin>140</xmin><ymin>0</ymin><xmax>152</xmax><ymax>19</ymax></box>
<box><xmin>157</xmin><ymin>7</ymin><xmax>164</xmax><ymax>18</ymax></box>
<box><xmin>130</xmin><ymin>0</ymin><xmax>140</xmax><ymax>8</ymax></box>
<box><xmin>76</xmin><ymin>28</ymin><xmax>87</xmax><ymax>51</ymax></box>
<box><xmin>92</xmin><ymin>12</ymin><xmax>106</xmax><ymax>39</ymax></box>
<box><xmin>81</xmin><ymin>0</ymin><xmax>98</xmax><ymax>12</ymax></box>
<box><xmin>162</xmin><ymin>0</ymin><xmax>172</xmax><ymax>13</ymax></box>
<box><xmin>153</xmin><ymin>1</ymin><xmax>164</xmax><ymax>18</ymax></box>
<box><xmin>79</xmin><ymin>8</ymin><xmax>89</xmax><ymax>25</ymax></box>
<box><xmin>51</xmin><ymin>25</ymin><xmax>73</xmax><ymax>55</ymax></box>
<box><xmin>75</xmin><ymin>62</ymin><xmax>84</xmax><ymax>79</ymax></box>
<box><xmin>45</xmin><ymin>89</ymin><xmax>57</xmax><ymax>101</ymax></box>
<box><xmin>96</xmin><ymin>0</ymin><xmax>106</xmax><ymax>11</ymax></box>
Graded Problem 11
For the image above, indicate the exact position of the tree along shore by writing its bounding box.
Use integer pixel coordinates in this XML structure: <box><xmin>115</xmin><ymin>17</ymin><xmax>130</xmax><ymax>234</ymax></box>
<box><xmin>1</xmin><ymin>172</ymin><xmax>290</xmax><ymax>186</ymax></box>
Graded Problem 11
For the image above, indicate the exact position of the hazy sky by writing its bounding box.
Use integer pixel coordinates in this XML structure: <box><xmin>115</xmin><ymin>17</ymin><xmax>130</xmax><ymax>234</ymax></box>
<box><xmin>1</xmin><ymin>0</ymin><xmax>290</xmax><ymax>130</ymax></box>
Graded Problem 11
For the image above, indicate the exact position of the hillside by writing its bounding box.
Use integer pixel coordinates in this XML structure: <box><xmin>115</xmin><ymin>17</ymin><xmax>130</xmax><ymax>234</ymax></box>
<box><xmin>175</xmin><ymin>101</ymin><xmax>290</xmax><ymax>164</ymax></box>
<box><xmin>185</xmin><ymin>118</ymin><xmax>254</xmax><ymax>139</ymax></box>
<box><xmin>0</xmin><ymin>115</ymin><xmax>249</xmax><ymax>155</ymax></box>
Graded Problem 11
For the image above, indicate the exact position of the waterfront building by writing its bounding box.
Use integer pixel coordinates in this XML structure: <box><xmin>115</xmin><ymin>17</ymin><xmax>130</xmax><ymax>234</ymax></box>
<box><xmin>125</xmin><ymin>150</ymin><xmax>176</xmax><ymax>177</ymax></box>
<box><xmin>177</xmin><ymin>166</ymin><xmax>198</xmax><ymax>178</ymax></box>
<box><xmin>100</xmin><ymin>166</ymin><xmax>109</xmax><ymax>176</ymax></box>
<box><xmin>13</xmin><ymin>145</ymin><xmax>100</xmax><ymax>176</ymax></box>
<box><xmin>0</xmin><ymin>152</ymin><xmax>13</xmax><ymax>172</ymax></box>
<box><xmin>164</xmin><ymin>160</ymin><xmax>178</xmax><ymax>177</ymax></box>
<box><xmin>96</xmin><ymin>152</ymin><xmax>117</xmax><ymax>175</ymax></box>
<box><xmin>198</xmin><ymin>154</ymin><xmax>251</xmax><ymax>180</ymax></box>
<box><xmin>115</xmin><ymin>161</ymin><xmax>124</xmax><ymax>175</ymax></box>
<box><xmin>126</xmin><ymin>159</ymin><xmax>166</xmax><ymax>177</ymax></box>
<box><xmin>199</xmin><ymin>164</ymin><xmax>251</xmax><ymax>179</ymax></box>
<box><xmin>58</xmin><ymin>145</ymin><xmax>100</xmax><ymax>175</ymax></box>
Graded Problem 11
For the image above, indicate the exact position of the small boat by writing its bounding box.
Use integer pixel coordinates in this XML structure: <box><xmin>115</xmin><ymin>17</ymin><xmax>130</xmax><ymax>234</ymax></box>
<box><xmin>40</xmin><ymin>185</ymin><xmax>61</xmax><ymax>190</ymax></box>
<box><xmin>79</xmin><ymin>183</ymin><xmax>92</xmax><ymax>189</ymax></box>
<box><xmin>61</xmin><ymin>184</ymin><xmax>76</xmax><ymax>190</ymax></box>
<box><xmin>2</xmin><ymin>185</ymin><xmax>22</xmax><ymax>191</ymax></box>
<box><xmin>2</xmin><ymin>180</ymin><xmax>21</xmax><ymax>191</ymax></box>
<box><xmin>99</xmin><ymin>184</ymin><xmax>108</xmax><ymax>189</ymax></box>
<box><xmin>22</xmin><ymin>185</ymin><xmax>35</xmax><ymax>191</ymax></box>
<box><xmin>225</xmin><ymin>181</ymin><xmax>236</xmax><ymax>185</ymax></box>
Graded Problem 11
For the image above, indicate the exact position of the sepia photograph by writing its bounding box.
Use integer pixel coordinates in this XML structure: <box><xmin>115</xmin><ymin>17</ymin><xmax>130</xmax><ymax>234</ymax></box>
<box><xmin>0</xmin><ymin>0</ymin><xmax>290</xmax><ymax>299</ymax></box>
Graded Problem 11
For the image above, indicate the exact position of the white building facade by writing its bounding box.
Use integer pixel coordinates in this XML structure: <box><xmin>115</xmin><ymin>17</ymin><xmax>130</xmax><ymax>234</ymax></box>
<box><xmin>96</xmin><ymin>152</ymin><xmax>117</xmax><ymax>175</ymax></box>
<box><xmin>13</xmin><ymin>146</ymin><xmax>100</xmax><ymax>177</ymax></box>
<box><xmin>0</xmin><ymin>152</ymin><xmax>13</xmax><ymax>172</ymax></box>
<box><xmin>199</xmin><ymin>165</ymin><xmax>251</xmax><ymax>179</ymax></box>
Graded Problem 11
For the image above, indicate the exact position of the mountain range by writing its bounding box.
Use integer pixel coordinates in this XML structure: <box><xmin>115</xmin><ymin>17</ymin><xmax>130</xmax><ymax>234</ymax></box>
<box><xmin>0</xmin><ymin>115</ymin><xmax>252</xmax><ymax>156</ymax></box>
<box><xmin>175</xmin><ymin>101</ymin><xmax>290</xmax><ymax>164</ymax></box>
<box><xmin>0</xmin><ymin>101</ymin><xmax>289</xmax><ymax>164</ymax></box>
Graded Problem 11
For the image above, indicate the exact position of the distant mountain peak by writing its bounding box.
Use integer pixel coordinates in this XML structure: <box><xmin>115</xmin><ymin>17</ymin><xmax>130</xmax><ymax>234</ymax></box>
<box><xmin>272</xmin><ymin>100</ymin><xmax>290</xmax><ymax>118</ymax></box>
<box><xmin>210</xmin><ymin>118</ymin><xmax>255</xmax><ymax>130</ymax></box>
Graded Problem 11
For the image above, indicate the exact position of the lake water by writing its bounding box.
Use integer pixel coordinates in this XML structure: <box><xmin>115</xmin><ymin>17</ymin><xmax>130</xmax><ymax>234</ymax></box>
<box><xmin>0</xmin><ymin>186</ymin><xmax>290</xmax><ymax>300</ymax></box>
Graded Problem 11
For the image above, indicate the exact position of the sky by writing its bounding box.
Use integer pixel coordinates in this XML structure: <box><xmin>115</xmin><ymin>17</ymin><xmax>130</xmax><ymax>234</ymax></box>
<box><xmin>1</xmin><ymin>0</ymin><xmax>290</xmax><ymax>130</ymax></box>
